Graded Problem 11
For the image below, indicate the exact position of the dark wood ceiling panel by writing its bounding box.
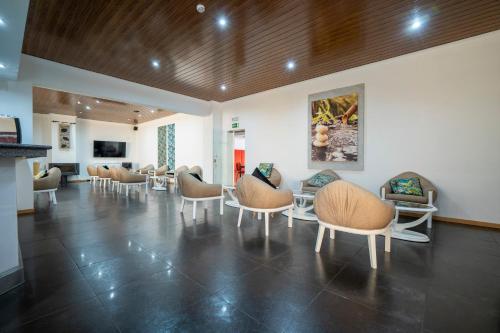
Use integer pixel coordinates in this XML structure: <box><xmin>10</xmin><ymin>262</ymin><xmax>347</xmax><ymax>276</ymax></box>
<box><xmin>23</xmin><ymin>0</ymin><xmax>500</xmax><ymax>102</ymax></box>
<box><xmin>33</xmin><ymin>87</ymin><xmax>175</xmax><ymax>124</ymax></box>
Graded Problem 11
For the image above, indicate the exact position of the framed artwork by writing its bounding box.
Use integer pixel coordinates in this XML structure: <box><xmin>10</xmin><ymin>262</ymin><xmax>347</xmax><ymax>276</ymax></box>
<box><xmin>308</xmin><ymin>83</ymin><xmax>364</xmax><ymax>170</ymax></box>
<box><xmin>59</xmin><ymin>123</ymin><xmax>71</xmax><ymax>149</ymax></box>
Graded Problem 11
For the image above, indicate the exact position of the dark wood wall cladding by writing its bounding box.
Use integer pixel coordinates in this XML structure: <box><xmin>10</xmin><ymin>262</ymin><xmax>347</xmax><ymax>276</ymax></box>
<box><xmin>23</xmin><ymin>0</ymin><xmax>500</xmax><ymax>102</ymax></box>
<box><xmin>33</xmin><ymin>87</ymin><xmax>175</xmax><ymax>124</ymax></box>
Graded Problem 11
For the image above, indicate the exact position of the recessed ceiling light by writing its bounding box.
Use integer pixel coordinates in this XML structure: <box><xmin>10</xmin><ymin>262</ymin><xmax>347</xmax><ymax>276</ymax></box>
<box><xmin>85</xmin><ymin>106</ymin><xmax>91</xmax><ymax>110</ymax></box>
<box><xmin>220</xmin><ymin>84</ymin><xmax>227</xmax><ymax>91</ymax></box>
<box><xmin>96</xmin><ymin>100</ymin><xmax>100</xmax><ymax>104</ymax></box>
<box><xmin>77</xmin><ymin>100</ymin><xmax>81</xmax><ymax>104</ymax></box>
<box><xmin>286</xmin><ymin>60</ymin><xmax>296</xmax><ymax>70</ymax></box>
<box><xmin>410</xmin><ymin>17</ymin><xmax>422</xmax><ymax>30</ymax></box>
<box><xmin>217</xmin><ymin>16</ymin><xmax>228</xmax><ymax>28</ymax></box>
<box><xmin>0</xmin><ymin>63</ymin><xmax>6</xmax><ymax>69</ymax></box>
<box><xmin>151</xmin><ymin>59</ymin><xmax>160</xmax><ymax>68</ymax></box>
<box><xmin>196</xmin><ymin>4</ymin><xmax>205</xmax><ymax>13</ymax></box>
<box><xmin>0</xmin><ymin>18</ymin><xmax>6</xmax><ymax>27</ymax></box>
<box><xmin>150</xmin><ymin>109</ymin><xmax>155</xmax><ymax>113</ymax></box>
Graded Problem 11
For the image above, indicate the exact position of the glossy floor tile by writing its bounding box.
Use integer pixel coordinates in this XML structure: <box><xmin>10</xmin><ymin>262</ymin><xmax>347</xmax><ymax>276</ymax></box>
<box><xmin>1</xmin><ymin>183</ymin><xmax>499</xmax><ymax>332</ymax></box>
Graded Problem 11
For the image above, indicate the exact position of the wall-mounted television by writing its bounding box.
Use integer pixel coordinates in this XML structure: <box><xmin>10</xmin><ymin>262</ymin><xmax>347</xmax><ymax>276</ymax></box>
<box><xmin>93</xmin><ymin>140</ymin><xmax>126</xmax><ymax>158</ymax></box>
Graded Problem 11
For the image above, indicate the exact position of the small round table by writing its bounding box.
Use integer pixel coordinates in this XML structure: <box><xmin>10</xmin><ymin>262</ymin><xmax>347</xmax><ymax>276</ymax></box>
<box><xmin>389</xmin><ymin>200</ymin><xmax>438</xmax><ymax>242</ymax></box>
<box><xmin>151</xmin><ymin>175</ymin><xmax>167</xmax><ymax>191</ymax></box>
<box><xmin>223</xmin><ymin>185</ymin><xmax>240</xmax><ymax>208</ymax></box>
<box><xmin>282</xmin><ymin>190</ymin><xmax>317</xmax><ymax>221</ymax></box>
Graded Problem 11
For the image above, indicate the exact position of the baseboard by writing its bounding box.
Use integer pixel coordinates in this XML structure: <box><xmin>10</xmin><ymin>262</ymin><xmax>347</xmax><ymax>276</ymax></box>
<box><xmin>17</xmin><ymin>208</ymin><xmax>35</xmax><ymax>216</ymax></box>
<box><xmin>400</xmin><ymin>212</ymin><xmax>500</xmax><ymax>229</ymax></box>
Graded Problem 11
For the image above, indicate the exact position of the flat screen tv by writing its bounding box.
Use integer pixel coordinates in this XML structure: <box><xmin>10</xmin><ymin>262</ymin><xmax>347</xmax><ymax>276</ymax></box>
<box><xmin>93</xmin><ymin>140</ymin><xmax>126</xmax><ymax>158</ymax></box>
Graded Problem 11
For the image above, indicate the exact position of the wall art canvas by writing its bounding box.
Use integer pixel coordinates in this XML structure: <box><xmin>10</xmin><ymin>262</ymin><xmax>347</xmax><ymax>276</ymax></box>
<box><xmin>166</xmin><ymin>124</ymin><xmax>176</xmax><ymax>171</ymax></box>
<box><xmin>59</xmin><ymin>123</ymin><xmax>71</xmax><ymax>149</ymax></box>
<box><xmin>308</xmin><ymin>84</ymin><xmax>364</xmax><ymax>170</ymax></box>
<box><xmin>157</xmin><ymin>125</ymin><xmax>167</xmax><ymax>168</ymax></box>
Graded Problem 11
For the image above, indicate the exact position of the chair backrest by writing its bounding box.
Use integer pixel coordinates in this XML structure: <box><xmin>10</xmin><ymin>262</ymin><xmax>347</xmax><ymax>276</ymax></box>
<box><xmin>175</xmin><ymin>165</ymin><xmax>189</xmax><ymax>175</ymax></box>
<box><xmin>34</xmin><ymin>167</ymin><xmax>61</xmax><ymax>191</ymax></box>
<box><xmin>314</xmin><ymin>180</ymin><xmax>394</xmax><ymax>230</ymax></box>
<box><xmin>236</xmin><ymin>175</ymin><xmax>292</xmax><ymax>209</ymax></box>
<box><xmin>97</xmin><ymin>166</ymin><xmax>111</xmax><ymax>178</ymax></box>
<box><xmin>188</xmin><ymin>165</ymin><xmax>203</xmax><ymax>179</ymax></box>
<box><xmin>109</xmin><ymin>167</ymin><xmax>120</xmax><ymax>181</ymax></box>
<box><xmin>86</xmin><ymin>165</ymin><xmax>97</xmax><ymax>176</ymax></box>
<box><xmin>268</xmin><ymin>168</ymin><xmax>281</xmax><ymax>187</ymax></box>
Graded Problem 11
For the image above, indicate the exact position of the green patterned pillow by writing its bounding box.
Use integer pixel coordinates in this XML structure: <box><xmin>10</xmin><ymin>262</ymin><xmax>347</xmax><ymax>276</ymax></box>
<box><xmin>307</xmin><ymin>173</ymin><xmax>337</xmax><ymax>187</ymax></box>
<box><xmin>258</xmin><ymin>163</ymin><xmax>274</xmax><ymax>178</ymax></box>
<box><xmin>390</xmin><ymin>177</ymin><xmax>423</xmax><ymax>196</ymax></box>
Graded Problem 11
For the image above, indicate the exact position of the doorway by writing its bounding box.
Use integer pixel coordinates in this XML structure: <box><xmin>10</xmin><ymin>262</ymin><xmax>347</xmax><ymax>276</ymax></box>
<box><xmin>232</xmin><ymin>130</ymin><xmax>245</xmax><ymax>185</ymax></box>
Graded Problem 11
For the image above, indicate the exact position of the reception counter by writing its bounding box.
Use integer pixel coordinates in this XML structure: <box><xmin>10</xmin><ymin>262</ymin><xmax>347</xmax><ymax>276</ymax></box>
<box><xmin>0</xmin><ymin>143</ymin><xmax>51</xmax><ymax>295</ymax></box>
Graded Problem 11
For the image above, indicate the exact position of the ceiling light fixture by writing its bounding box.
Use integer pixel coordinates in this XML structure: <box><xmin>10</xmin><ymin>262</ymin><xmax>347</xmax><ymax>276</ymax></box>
<box><xmin>77</xmin><ymin>100</ymin><xmax>81</xmax><ymax>104</ymax></box>
<box><xmin>286</xmin><ymin>60</ymin><xmax>296</xmax><ymax>71</ymax></box>
<box><xmin>151</xmin><ymin>59</ymin><xmax>160</xmax><ymax>69</ymax></box>
<box><xmin>0</xmin><ymin>63</ymin><xmax>6</xmax><ymax>69</ymax></box>
<box><xmin>96</xmin><ymin>100</ymin><xmax>100</xmax><ymax>104</ymax></box>
<box><xmin>410</xmin><ymin>17</ymin><xmax>422</xmax><ymax>30</ymax></box>
<box><xmin>196</xmin><ymin>4</ymin><xmax>205</xmax><ymax>13</ymax></box>
<box><xmin>0</xmin><ymin>18</ymin><xmax>6</xmax><ymax>27</ymax></box>
<box><xmin>150</xmin><ymin>109</ymin><xmax>155</xmax><ymax>113</ymax></box>
<box><xmin>220</xmin><ymin>84</ymin><xmax>227</xmax><ymax>91</ymax></box>
<box><xmin>85</xmin><ymin>106</ymin><xmax>91</xmax><ymax>110</ymax></box>
<box><xmin>217</xmin><ymin>16</ymin><xmax>228</xmax><ymax>29</ymax></box>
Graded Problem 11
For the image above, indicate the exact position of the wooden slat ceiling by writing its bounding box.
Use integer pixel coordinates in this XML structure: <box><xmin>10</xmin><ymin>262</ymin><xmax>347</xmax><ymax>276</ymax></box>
<box><xmin>33</xmin><ymin>87</ymin><xmax>175</xmax><ymax>124</ymax></box>
<box><xmin>23</xmin><ymin>0</ymin><xmax>500</xmax><ymax>102</ymax></box>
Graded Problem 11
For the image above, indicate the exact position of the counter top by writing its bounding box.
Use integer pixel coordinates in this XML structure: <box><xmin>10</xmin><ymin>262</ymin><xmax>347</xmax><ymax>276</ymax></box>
<box><xmin>0</xmin><ymin>143</ymin><xmax>52</xmax><ymax>158</ymax></box>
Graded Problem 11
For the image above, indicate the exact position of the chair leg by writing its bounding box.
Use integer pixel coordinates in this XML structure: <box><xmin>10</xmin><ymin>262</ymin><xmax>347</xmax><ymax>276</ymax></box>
<box><xmin>287</xmin><ymin>207</ymin><xmax>293</xmax><ymax>228</ymax></box>
<box><xmin>368</xmin><ymin>234</ymin><xmax>377</xmax><ymax>269</ymax></box>
<box><xmin>180</xmin><ymin>198</ymin><xmax>185</xmax><ymax>212</ymax></box>
<box><xmin>329</xmin><ymin>228</ymin><xmax>335</xmax><ymax>239</ymax></box>
<box><xmin>385</xmin><ymin>228</ymin><xmax>391</xmax><ymax>253</ymax></box>
<box><xmin>257</xmin><ymin>212</ymin><xmax>262</xmax><ymax>220</ymax></box>
<box><xmin>315</xmin><ymin>225</ymin><xmax>325</xmax><ymax>252</ymax></box>
<box><xmin>427</xmin><ymin>214</ymin><xmax>433</xmax><ymax>229</ymax></box>
<box><xmin>237</xmin><ymin>208</ymin><xmax>243</xmax><ymax>227</ymax></box>
<box><xmin>192</xmin><ymin>201</ymin><xmax>197</xmax><ymax>220</ymax></box>
<box><xmin>264</xmin><ymin>213</ymin><xmax>269</xmax><ymax>237</ymax></box>
<box><xmin>219</xmin><ymin>198</ymin><xmax>224</xmax><ymax>215</ymax></box>
<box><xmin>145</xmin><ymin>181</ymin><xmax>148</xmax><ymax>196</ymax></box>
<box><xmin>126</xmin><ymin>185</ymin><xmax>129</xmax><ymax>197</ymax></box>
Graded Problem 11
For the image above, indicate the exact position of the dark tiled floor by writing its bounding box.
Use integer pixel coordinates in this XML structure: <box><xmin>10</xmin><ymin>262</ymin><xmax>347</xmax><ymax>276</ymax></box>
<box><xmin>1</xmin><ymin>183</ymin><xmax>500</xmax><ymax>332</ymax></box>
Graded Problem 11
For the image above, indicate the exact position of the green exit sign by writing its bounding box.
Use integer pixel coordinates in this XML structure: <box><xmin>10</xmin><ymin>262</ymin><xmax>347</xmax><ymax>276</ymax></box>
<box><xmin>231</xmin><ymin>122</ymin><xmax>239</xmax><ymax>129</ymax></box>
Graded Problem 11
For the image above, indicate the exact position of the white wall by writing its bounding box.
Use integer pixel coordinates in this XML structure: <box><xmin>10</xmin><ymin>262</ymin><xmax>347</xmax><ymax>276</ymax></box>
<box><xmin>219</xmin><ymin>31</ymin><xmax>500</xmax><ymax>224</ymax></box>
<box><xmin>77</xmin><ymin>118</ymin><xmax>136</xmax><ymax>177</ymax></box>
<box><xmin>134</xmin><ymin>112</ymin><xmax>213</xmax><ymax>180</ymax></box>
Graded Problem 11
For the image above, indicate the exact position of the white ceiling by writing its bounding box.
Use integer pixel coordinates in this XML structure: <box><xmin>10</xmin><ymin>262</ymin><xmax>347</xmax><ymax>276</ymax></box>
<box><xmin>0</xmin><ymin>0</ymin><xmax>29</xmax><ymax>80</ymax></box>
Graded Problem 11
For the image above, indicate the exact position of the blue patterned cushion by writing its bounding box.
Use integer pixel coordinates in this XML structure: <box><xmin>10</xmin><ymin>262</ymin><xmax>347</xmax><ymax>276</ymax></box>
<box><xmin>258</xmin><ymin>163</ymin><xmax>273</xmax><ymax>178</ymax></box>
<box><xmin>390</xmin><ymin>177</ymin><xmax>423</xmax><ymax>196</ymax></box>
<box><xmin>307</xmin><ymin>173</ymin><xmax>337</xmax><ymax>187</ymax></box>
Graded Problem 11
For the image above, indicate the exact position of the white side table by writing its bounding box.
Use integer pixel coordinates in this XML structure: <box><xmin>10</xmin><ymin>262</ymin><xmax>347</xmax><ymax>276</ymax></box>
<box><xmin>389</xmin><ymin>200</ymin><xmax>438</xmax><ymax>242</ymax></box>
<box><xmin>223</xmin><ymin>185</ymin><xmax>239</xmax><ymax>208</ymax></box>
<box><xmin>282</xmin><ymin>190</ymin><xmax>317</xmax><ymax>221</ymax></box>
<box><xmin>151</xmin><ymin>175</ymin><xmax>167</xmax><ymax>191</ymax></box>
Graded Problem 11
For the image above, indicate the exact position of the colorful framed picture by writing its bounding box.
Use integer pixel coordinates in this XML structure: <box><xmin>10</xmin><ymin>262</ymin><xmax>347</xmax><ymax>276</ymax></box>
<box><xmin>308</xmin><ymin>84</ymin><xmax>364</xmax><ymax>170</ymax></box>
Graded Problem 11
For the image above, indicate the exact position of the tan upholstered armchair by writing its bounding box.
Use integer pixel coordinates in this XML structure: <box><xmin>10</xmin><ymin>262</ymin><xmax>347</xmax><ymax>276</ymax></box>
<box><xmin>236</xmin><ymin>175</ymin><xmax>294</xmax><ymax>237</ymax></box>
<box><xmin>97</xmin><ymin>166</ymin><xmax>112</xmax><ymax>188</ymax></box>
<box><xmin>178</xmin><ymin>172</ymin><xmax>223</xmax><ymax>219</ymax></box>
<box><xmin>137</xmin><ymin>164</ymin><xmax>154</xmax><ymax>174</ymax></box>
<box><xmin>151</xmin><ymin>165</ymin><xmax>168</xmax><ymax>176</ymax></box>
<box><xmin>86</xmin><ymin>165</ymin><xmax>98</xmax><ymax>184</ymax></box>
<box><xmin>300</xmin><ymin>169</ymin><xmax>341</xmax><ymax>193</ymax></box>
<box><xmin>117</xmin><ymin>167</ymin><xmax>148</xmax><ymax>196</ymax></box>
<box><xmin>314</xmin><ymin>181</ymin><xmax>395</xmax><ymax>269</ymax></box>
<box><xmin>380</xmin><ymin>171</ymin><xmax>438</xmax><ymax>228</ymax></box>
<box><xmin>34</xmin><ymin>167</ymin><xmax>61</xmax><ymax>204</ymax></box>
<box><xmin>109</xmin><ymin>167</ymin><xmax>121</xmax><ymax>191</ymax></box>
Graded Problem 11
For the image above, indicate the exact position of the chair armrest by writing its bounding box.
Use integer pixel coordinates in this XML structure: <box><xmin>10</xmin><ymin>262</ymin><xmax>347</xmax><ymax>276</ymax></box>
<box><xmin>380</xmin><ymin>181</ymin><xmax>392</xmax><ymax>198</ymax></box>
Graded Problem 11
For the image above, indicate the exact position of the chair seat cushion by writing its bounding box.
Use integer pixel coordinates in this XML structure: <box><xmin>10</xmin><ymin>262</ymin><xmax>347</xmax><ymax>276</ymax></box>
<box><xmin>258</xmin><ymin>163</ymin><xmax>273</xmax><ymax>177</ymax></box>
<box><xmin>384</xmin><ymin>193</ymin><xmax>429</xmax><ymax>204</ymax></box>
<box><xmin>252</xmin><ymin>168</ymin><xmax>276</xmax><ymax>189</ymax></box>
<box><xmin>307</xmin><ymin>173</ymin><xmax>337</xmax><ymax>187</ymax></box>
<box><xmin>390</xmin><ymin>177</ymin><xmax>423</xmax><ymax>196</ymax></box>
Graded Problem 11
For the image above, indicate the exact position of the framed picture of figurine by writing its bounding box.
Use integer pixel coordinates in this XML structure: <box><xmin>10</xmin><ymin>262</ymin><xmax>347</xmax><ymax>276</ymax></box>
<box><xmin>308</xmin><ymin>83</ymin><xmax>364</xmax><ymax>170</ymax></box>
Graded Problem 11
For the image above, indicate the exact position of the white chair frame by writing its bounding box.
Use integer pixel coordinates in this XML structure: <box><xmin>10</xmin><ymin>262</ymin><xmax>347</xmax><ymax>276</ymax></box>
<box><xmin>315</xmin><ymin>220</ymin><xmax>393</xmax><ymax>269</ymax></box>
<box><xmin>89</xmin><ymin>175</ymin><xmax>99</xmax><ymax>185</ymax></box>
<box><xmin>180</xmin><ymin>195</ymin><xmax>224</xmax><ymax>220</ymax></box>
<box><xmin>237</xmin><ymin>204</ymin><xmax>294</xmax><ymax>237</ymax></box>
<box><xmin>120</xmin><ymin>182</ymin><xmax>149</xmax><ymax>197</ymax></box>
<box><xmin>34</xmin><ymin>188</ymin><xmax>58</xmax><ymax>204</ymax></box>
<box><xmin>381</xmin><ymin>187</ymin><xmax>435</xmax><ymax>228</ymax></box>
<box><xmin>99</xmin><ymin>177</ymin><xmax>111</xmax><ymax>188</ymax></box>
<box><xmin>111</xmin><ymin>180</ymin><xmax>120</xmax><ymax>191</ymax></box>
